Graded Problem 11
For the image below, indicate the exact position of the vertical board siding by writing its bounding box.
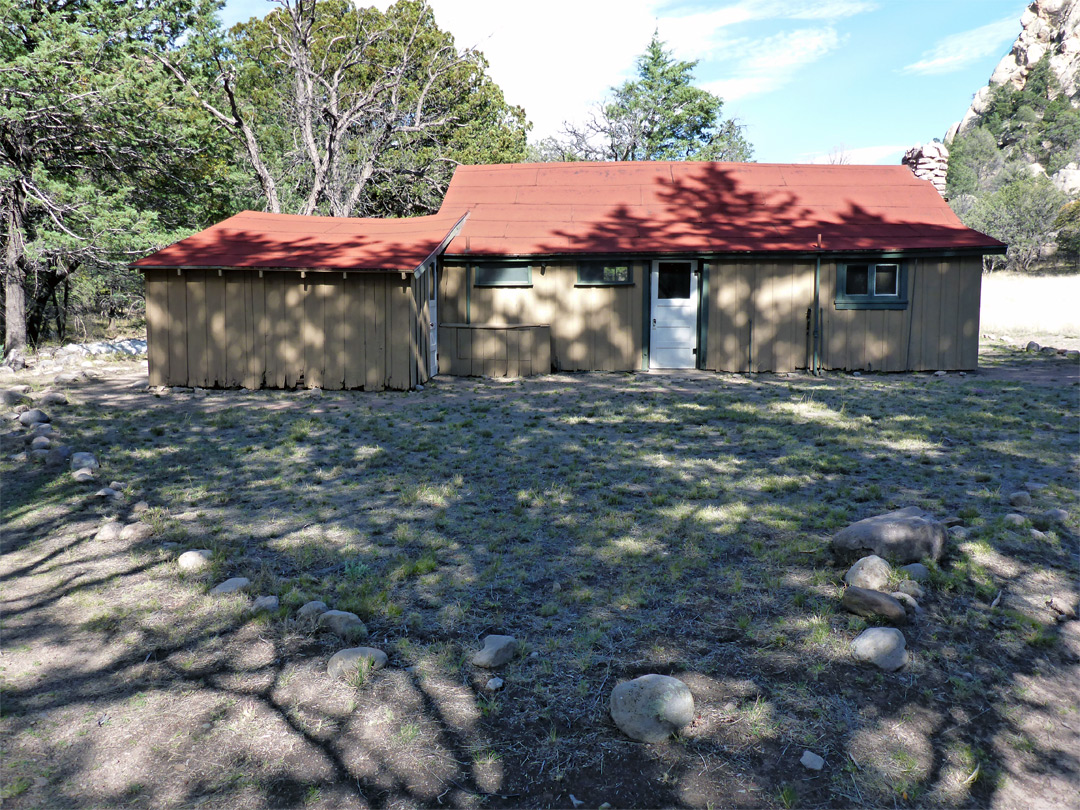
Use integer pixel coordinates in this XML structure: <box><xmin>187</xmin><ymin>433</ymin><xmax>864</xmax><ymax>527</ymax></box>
<box><xmin>145</xmin><ymin>270</ymin><xmax>169</xmax><ymax>387</ymax></box>
<box><xmin>166</xmin><ymin>273</ymin><xmax>188</xmax><ymax>385</ymax></box>
<box><xmin>185</xmin><ymin>270</ymin><xmax>208</xmax><ymax>388</ymax></box>
<box><xmin>438</xmin><ymin>325</ymin><xmax>551</xmax><ymax>377</ymax></box>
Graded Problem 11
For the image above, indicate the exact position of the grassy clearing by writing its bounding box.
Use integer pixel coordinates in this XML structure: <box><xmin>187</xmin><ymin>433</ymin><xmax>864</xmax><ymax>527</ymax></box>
<box><xmin>0</xmin><ymin>353</ymin><xmax>1077</xmax><ymax>809</ymax></box>
<box><xmin>980</xmin><ymin>272</ymin><xmax>1080</xmax><ymax>338</ymax></box>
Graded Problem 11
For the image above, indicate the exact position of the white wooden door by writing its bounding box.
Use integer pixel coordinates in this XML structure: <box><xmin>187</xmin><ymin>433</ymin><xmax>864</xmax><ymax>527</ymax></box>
<box><xmin>650</xmin><ymin>260</ymin><xmax>698</xmax><ymax>369</ymax></box>
<box><xmin>428</xmin><ymin>266</ymin><xmax>438</xmax><ymax>377</ymax></box>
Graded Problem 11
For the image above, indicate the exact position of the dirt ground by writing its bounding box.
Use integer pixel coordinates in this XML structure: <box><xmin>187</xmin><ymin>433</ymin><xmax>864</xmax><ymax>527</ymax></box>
<box><xmin>1</xmin><ymin>340</ymin><xmax>1077</xmax><ymax>809</ymax></box>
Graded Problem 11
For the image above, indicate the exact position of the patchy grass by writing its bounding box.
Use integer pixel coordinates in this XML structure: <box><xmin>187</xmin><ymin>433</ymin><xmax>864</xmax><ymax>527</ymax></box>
<box><xmin>0</xmin><ymin>349</ymin><xmax>1077</xmax><ymax>809</ymax></box>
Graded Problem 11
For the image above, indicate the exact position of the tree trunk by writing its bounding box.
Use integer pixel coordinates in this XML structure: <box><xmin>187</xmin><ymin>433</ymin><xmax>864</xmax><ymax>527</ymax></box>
<box><xmin>2</xmin><ymin>190</ymin><xmax>28</xmax><ymax>359</ymax></box>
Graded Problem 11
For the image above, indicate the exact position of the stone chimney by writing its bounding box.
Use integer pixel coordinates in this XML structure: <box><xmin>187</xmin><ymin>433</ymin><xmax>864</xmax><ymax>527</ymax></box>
<box><xmin>901</xmin><ymin>141</ymin><xmax>949</xmax><ymax>196</ymax></box>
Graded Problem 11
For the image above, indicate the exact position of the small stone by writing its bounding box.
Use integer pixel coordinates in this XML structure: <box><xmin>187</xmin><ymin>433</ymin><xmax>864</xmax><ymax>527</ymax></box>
<box><xmin>800</xmin><ymin>750</ymin><xmax>825</xmax><ymax>771</ymax></box>
<box><xmin>851</xmin><ymin>371</ymin><xmax>861</xmax><ymax>377</ymax></box>
<box><xmin>948</xmin><ymin>525</ymin><xmax>969</xmax><ymax>540</ymax></box>
<box><xmin>843</xmin><ymin>555</ymin><xmax>892</xmax><ymax>591</ymax></box>
<box><xmin>1025</xmin><ymin>341</ymin><xmax>1041</xmax><ymax>352</ymax></box>
<box><xmin>318</xmin><ymin>610</ymin><xmax>368</xmax><ymax>640</ymax></box>
<box><xmin>933</xmin><ymin>370</ymin><xmax>947</xmax><ymax>377</ymax></box>
<box><xmin>471</xmin><ymin>635</ymin><xmax>518</xmax><ymax>668</ymax></box>
<box><xmin>942</xmin><ymin>515</ymin><xmax>964</xmax><ymax>528</ymax></box>
<box><xmin>1031</xmin><ymin>528</ymin><xmax>1049</xmax><ymax>541</ymax></box>
<box><xmin>211</xmin><ymin>577</ymin><xmax>250</xmax><ymax>595</ymax></box>
<box><xmin>108</xmin><ymin>481</ymin><xmax>124</xmax><ymax>492</ymax></box>
<box><xmin>95</xmin><ymin>521</ymin><xmax>124</xmax><ymax>541</ymax></box>
<box><xmin>327</xmin><ymin>646</ymin><xmax>388</xmax><ymax>680</ymax></box>
<box><xmin>251</xmin><ymin>595</ymin><xmax>279</xmax><ymax>613</ymax></box>
<box><xmin>132</xmin><ymin>500</ymin><xmax>150</xmax><ymax>514</ymax></box>
<box><xmin>45</xmin><ymin>445</ymin><xmax>72</xmax><ymax>466</ymax></box>
<box><xmin>851</xmin><ymin>627</ymin><xmax>908</xmax><ymax>671</ymax></box>
<box><xmin>72</xmin><ymin>467</ymin><xmax>96</xmax><ymax>483</ymax></box>
<box><xmin>70</xmin><ymin>452</ymin><xmax>98</xmax><ymax>470</ymax></box>
<box><xmin>1024</xmin><ymin>482</ymin><xmax>1046</xmax><ymax>491</ymax></box>
<box><xmin>899</xmin><ymin>563</ymin><xmax>930</xmax><ymax>582</ymax></box>
<box><xmin>297</xmin><ymin>600</ymin><xmax>329</xmax><ymax>619</ymax></box>
<box><xmin>94</xmin><ymin>487</ymin><xmax>119</xmax><ymax>499</ymax></box>
<box><xmin>30</xmin><ymin>435</ymin><xmax>50</xmax><ymax>450</ymax></box>
<box><xmin>1004</xmin><ymin>513</ymin><xmax>1027</xmax><ymax>527</ymax></box>
<box><xmin>31</xmin><ymin>423</ymin><xmax>53</xmax><ymax>436</ymax></box>
<box><xmin>891</xmin><ymin>592</ymin><xmax>922</xmax><ymax>614</ymax></box>
<box><xmin>1044</xmin><ymin>508</ymin><xmax>1068</xmax><ymax>523</ymax></box>
<box><xmin>0</xmin><ymin>389</ymin><xmax>30</xmax><ymax>407</ymax></box>
<box><xmin>1039</xmin><ymin>346</ymin><xmax>1057</xmax><ymax>356</ymax></box>
<box><xmin>18</xmin><ymin>409</ymin><xmax>49</xmax><ymax>426</ymax></box>
<box><xmin>486</xmin><ymin>677</ymin><xmax>504</xmax><ymax>691</ymax></box>
<box><xmin>119</xmin><ymin>521</ymin><xmax>153</xmax><ymax>541</ymax></box>
<box><xmin>843</xmin><ymin>586</ymin><xmax>907</xmax><ymax>624</ymax></box>
<box><xmin>39</xmin><ymin>391</ymin><xmax>67</xmax><ymax>406</ymax></box>
<box><xmin>897</xmin><ymin>580</ymin><xmax>924</xmax><ymax>599</ymax></box>
<box><xmin>177</xmin><ymin>549</ymin><xmax>213</xmax><ymax>572</ymax></box>
<box><xmin>610</xmin><ymin>674</ymin><xmax>694</xmax><ymax>743</ymax></box>
<box><xmin>1008</xmin><ymin>491</ymin><xmax>1032</xmax><ymax>507</ymax></box>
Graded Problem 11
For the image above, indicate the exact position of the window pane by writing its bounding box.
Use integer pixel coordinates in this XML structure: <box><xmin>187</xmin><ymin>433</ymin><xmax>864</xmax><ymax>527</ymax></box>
<box><xmin>475</xmin><ymin>264</ymin><xmax>531</xmax><ymax>286</ymax></box>
<box><xmin>579</xmin><ymin>262</ymin><xmax>630</xmax><ymax>284</ymax></box>
<box><xmin>875</xmin><ymin>265</ymin><xmax>898</xmax><ymax>296</ymax></box>
<box><xmin>657</xmin><ymin>264</ymin><xmax>692</xmax><ymax>299</ymax></box>
<box><xmin>845</xmin><ymin>265</ymin><xmax>869</xmax><ymax>296</ymax></box>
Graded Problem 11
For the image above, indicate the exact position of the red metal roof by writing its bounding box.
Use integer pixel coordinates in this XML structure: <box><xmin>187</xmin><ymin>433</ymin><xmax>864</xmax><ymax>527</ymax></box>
<box><xmin>439</xmin><ymin>162</ymin><xmax>1004</xmax><ymax>256</ymax></box>
<box><xmin>132</xmin><ymin>210</ymin><xmax>466</xmax><ymax>271</ymax></box>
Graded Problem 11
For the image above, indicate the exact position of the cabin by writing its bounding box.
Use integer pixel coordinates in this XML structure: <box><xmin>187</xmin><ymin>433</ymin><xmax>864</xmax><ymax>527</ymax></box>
<box><xmin>133</xmin><ymin>161</ymin><xmax>1005</xmax><ymax>390</ymax></box>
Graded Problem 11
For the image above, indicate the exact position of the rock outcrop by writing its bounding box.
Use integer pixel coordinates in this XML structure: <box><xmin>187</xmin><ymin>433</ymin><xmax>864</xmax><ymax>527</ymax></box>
<box><xmin>901</xmin><ymin>142</ymin><xmax>949</xmax><ymax>195</ymax></box>
<box><xmin>959</xmin><ymin>0</ymin><xmax>1080</xmax><ymax>135</ymax></box>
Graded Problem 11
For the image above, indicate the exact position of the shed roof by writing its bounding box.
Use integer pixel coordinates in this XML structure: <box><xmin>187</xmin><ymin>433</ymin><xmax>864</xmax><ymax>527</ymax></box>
<box><xmin>440</xmin><ymin>162</ymin><xmax>1004</xmax><ymax>256</ymax></box>
<box><xmin>132</xmin><ymin>209</ymin><xmax>466</xmax><ymax>271</ymax></box>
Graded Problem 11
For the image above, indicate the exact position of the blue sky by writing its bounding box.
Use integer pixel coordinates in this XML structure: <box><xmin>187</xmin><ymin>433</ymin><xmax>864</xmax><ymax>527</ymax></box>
<box><xmin>219</xmin><ymin>0</ymin><xmax>1029</xmax><ymax>164</ymax></box>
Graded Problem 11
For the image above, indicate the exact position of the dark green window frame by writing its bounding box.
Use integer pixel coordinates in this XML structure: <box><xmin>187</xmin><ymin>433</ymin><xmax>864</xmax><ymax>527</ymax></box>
<box><xmin>576</xmin><ymin>261</ymin><xmax>633</xmax><ymax>286</ymax></box>
<box><xmin>473</xmin><ymin>263</ymin><xmax>533</xmax><ymax>287</ymax></box>
<box><xmin>835</xmin><ymin>261</ymin><xmax>908</xmax><ymax>310</ymax></box>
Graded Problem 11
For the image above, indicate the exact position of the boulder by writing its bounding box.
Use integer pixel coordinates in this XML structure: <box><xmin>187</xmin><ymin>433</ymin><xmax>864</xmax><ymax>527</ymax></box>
<box><xmin>851</xmin><ymin>627</ymin><xmax>908</xmax><ymax>671</ymax></box>
<box><xmin>298</xmin><ymin>600</ymin><xmax>329</xmax><ymax>619</ymax></box>
<box><xmin>177</xmin><ymin>549</ymin><xmax>213</xmax><ymax>572</ymax></box>
<box><xmin>0</xmin><ymin>389</ymin><xmax>30</xmax><ymax>407</ymax></box>
<box><xmin>471</xmin><ymin>634</ymin><xmax>518</xmax><ymax>668</ymax></box>
<box><xmin>832</xmin><ymin>507</ymin><xmax>946</xmax><ymax>563</ymax></box>
<box><xmin>70</xmin><ymin>452</ymin><xmax>98</xmax><ymax>470</ymax></box>
<box><xmin>899</xmin><ymin>562</ymin><xmax>930</xmax><ymax>582</ymax></box>
<box><xmin>211</xmin><ymin>577</ymin><xmax>250</xmax><ymax>595</ymax></box>
<box><xmin>72</xmin><ymin>467</ymin><xmax>96</xmax><ymax>483</ymax></box>
<box><xmin>94</xmin><ymin>521</ymin><xmax>124</xmax><ymax>541</ymax></box>
<box><xmin>18</xmin><ymin>409</ymin><xmax>49</xmax><ymax>426</ymax></box>
<box><xmin>119</xmin><ymin>522</ymin><xmax>153</xmax><ymax>541</ymax></box>
<box><xmin>610</xmin><ymin>674</ymin><xmax>695</xmax><ymax>743</ymax></box>
<box><xmin>251</xmin><ymin>595</ymin><xmax>279</xmax><ymax>613</ymax></box>
<box><xmin>327</xmin><ymin>646</ymin><xmax>388</xmax><ymax>680</ymax></box>
<box><xmin>317</xmin><ymin>610</ymin><xmax>368</xmax><ymax>641</ymax></box>
<box><xmin>843</xmin><ymin>555</ymin><xmax>892</xmax><ymax>591</ymax></box>
<box><xmin>297</xmin><ymin>600</ymin><xmax>329</xmax><ymax>619</ymax></box>
<box><xmin>842</xmin><ymin>586</ymin><xmax>907</xmax><ymax>625</ymax></box>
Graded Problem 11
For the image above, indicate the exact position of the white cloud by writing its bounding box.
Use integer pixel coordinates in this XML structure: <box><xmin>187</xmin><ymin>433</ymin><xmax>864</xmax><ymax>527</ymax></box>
<box><xmin>800</xmin><ymin>144</ymin><xmax>909</xmax><ymax>164</ymax></box>
<box><xmin>901</xmin><ymin>15</ymin><xmax>1018</xmax><ymax>75</ymax></box>
<box><xmin>702</xmin><ymin>28</ymin><xmax>843</xmax><ymax>100</ymax></box>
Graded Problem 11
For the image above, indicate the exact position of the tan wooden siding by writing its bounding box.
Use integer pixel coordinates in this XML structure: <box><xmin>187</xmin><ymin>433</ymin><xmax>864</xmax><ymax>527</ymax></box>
<box><xmin>438</xmin><ymin>324</ymin><xmax>552</xmax><ymax>377</ymax></box>
<box><xmin>819</xmin><ymin>256</ymin><xmax>980</xmax><ymax>371</ymax></box>
<box><xmin>704</xmin><ymin>260</ymin><xmax>815</xmax><ymax>372</ymax></box>
<box><xmin>144</xmin><ymin>270</ymin><xmax>425</xmax><ymax>390</ymax></box>
<box><xmin>439</xmin><ymin>262</ymin><xmax>643</xmax><ymax>371</ymax></box>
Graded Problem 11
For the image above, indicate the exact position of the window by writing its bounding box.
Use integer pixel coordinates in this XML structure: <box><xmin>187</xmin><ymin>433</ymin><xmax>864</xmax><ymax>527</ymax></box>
<box><xmin>473</xmin><ymin>263</ymin><xmax>532</xmax><ymax>287</ymax></box>
<box><xmin>657</xmin><ymin>263</ymin><xmax>692</xmax><ymax>299</ymax></box>
<box><xmin>835</xmin><ymin>261</ymin><xmax>907</xmax><ymax>310</ymax></box>
<box><xmin>577</xmin><ymin>261</ymin><xmax>632</xmax><ymax>286</ymax></box>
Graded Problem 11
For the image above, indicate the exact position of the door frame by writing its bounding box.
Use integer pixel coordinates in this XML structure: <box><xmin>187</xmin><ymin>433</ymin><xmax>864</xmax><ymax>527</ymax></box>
<box><xmin>647</xmin><ymin>259</ymin><xmax>701</xmax><ymax>370</ymax></box>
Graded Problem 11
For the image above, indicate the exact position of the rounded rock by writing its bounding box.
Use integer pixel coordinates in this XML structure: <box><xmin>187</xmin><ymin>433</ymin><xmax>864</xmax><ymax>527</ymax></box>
<box><xmin>297</xmin><ymin>600</ymin><xmax>329</xmax><ymax>619</ymax></box>
<box><xmin>251</xmin><ymin>595</ymin><xmax>279</xmax><ymax>613</ymax></box>
<box><xmin>177</xmin><ymin>549</ymin><xmax>213</xmax><ymax>572</ymax></box>
<box><xmin>1008</xmin><ymin>491</ymin><xmax>1032</xmax><ymax>507</ymax></box>
<box><xmin>897</xmin><ymin>580</ymin><xmax>924</xmax><ymax>599</ymax></box>
<box><xmin>18</xmin><ymin>409</ymin><xmax>49</xmax><ymax>426</ymax></box>
<box><xmin>39</xmin><ymin>391</ymin><xmax>67</xmax><ymax>407</ymax></box>
<box><xmin>71</xmin><ymin>467</ymin><xmax>96</xmax><ymax>483</ymax></box>
<box><xmin>899</xmin><ymin>562</ymin><xmax>930</xmax><ymax>582</ymax></box>
<box><xmin>610</xmin><ymin>674</ymin><xmax>695</xmax><ymax>743</ymax></box>
<box><xmin>94</xmin><ymin>521</ymin><xmax>124</xmax><ymax>542</ymax></box>
<box><xmin>211</xmin><ymin>577</ymin><xmax>251</xmax><ymax>595</ymax></box>
<box><xmin>70</xmin><ymin>452</ymin><xmax>98</xmax><ymax>470</ymax></box>
<box><xmin>486</xmin><ymin>677</ymin><xmax>505</xmax><ymax>691</ymax></box>
<box><xmin>317</xmin><ymin>610</ymin><xmax>368</xmax><ymax>641</ymax></box>
<box><xmin>30</xmin><ymin>435</ymin><xmax>51</xmax><ymax>450</ymax></box>
<box><xmin>843</xmin><ymin>555</ymin><xmax>892</xmax><ymax>591</ymax></box>
<box><xmin>851</xmin><ymin>627</ymin><xmax>908</xmax><ymax>671</ymax></box>
<box><xmin>119</xmin><ymin>522</ymin><xmax>153</xmax><ymax>541</ymax></box>
<box><xmin>1044</xmin><ymin>508</ymin><xmax>1068</xmax><ymax>523</ymax></box>
<box><xmin>327</xmin><ymin>646</ymin><xmax>387</xmax><ymax>680</ymax></box>
<box><xmin>1003</xmin><ymin>513</ymin><xmax>1027</xmax><ymax>527</ymax></box>
<box><xmin>843</xmin><ymin>586</ymin><xmax>907</xmax><ymax>625</ymax></box>
<box><xmin>470</xmin><ymin>634</ymin><xmax>518</xmax><ymax>668</ymax></box>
